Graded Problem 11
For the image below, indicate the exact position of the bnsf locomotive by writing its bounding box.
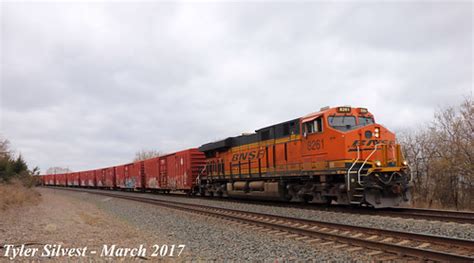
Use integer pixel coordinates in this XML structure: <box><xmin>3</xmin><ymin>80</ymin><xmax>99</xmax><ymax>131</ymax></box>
<box><xmin>43</xmin><ymin>106</ymin><xmax>411</xmax><ymax>208</ymax></box>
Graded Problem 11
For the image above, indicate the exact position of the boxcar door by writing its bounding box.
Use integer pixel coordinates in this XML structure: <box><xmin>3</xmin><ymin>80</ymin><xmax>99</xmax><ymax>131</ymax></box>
<box><xmin>160</xmin><ymin>158</ymin><xmax>168</xmax><ymax>189</ymax></box>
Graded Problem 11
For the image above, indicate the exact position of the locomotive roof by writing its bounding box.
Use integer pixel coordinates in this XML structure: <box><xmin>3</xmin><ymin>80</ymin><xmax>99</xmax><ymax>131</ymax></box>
<box><xmin>198</xmin><ymin>106</ymin><xmax>369</xmax><ymax>153</ymax></box>
<box><xmin>199</xmin><ymin>117</ymin><xmax>300</xmax><ymax>153</ymax></box>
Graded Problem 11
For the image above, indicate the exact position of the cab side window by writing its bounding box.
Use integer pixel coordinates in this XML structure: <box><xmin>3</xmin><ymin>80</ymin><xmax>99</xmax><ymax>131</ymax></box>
<box><xmin>304</xmin><ymin>117</ymin><xmax>323</xmax><ymax>134</ymax></box>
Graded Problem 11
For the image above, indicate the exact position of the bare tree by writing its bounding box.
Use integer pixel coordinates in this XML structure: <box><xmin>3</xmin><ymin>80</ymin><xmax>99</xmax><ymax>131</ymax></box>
<box><xmin>133</xmin><ymin>149</ymin><xmax>161</xmax><ymax>161</ymax></box>
<box><xmin>399</xmin><ymin>96</ymin><xmax>474</xmax><ymax>210</ymax></box>
<box><xmin>0</xmin><ymin>137</ymin><xmax>10</xmax><ymax>158</ymax></box>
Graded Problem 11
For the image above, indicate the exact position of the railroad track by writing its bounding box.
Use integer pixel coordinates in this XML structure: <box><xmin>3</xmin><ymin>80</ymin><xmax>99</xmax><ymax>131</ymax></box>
<box><xmin>382</xmin><ymin>207</ymin><xmax>474</xmax><ymax>224</ymax></box>
<box><xmin>43</xmin><ymin>186</ymin><xmax>474</xmax><ymax>224</ymax></box>
<box><xmin>130</xmin><ymin>190</ymin><xmax>474</xmax><ymax>224</ymax></box>
<box><xmin>186</xmin><ymin>197</ymin><xmax>474</xmax><ymax>224</ymax></box>
<box><xmin>51</xmin><ymin>187</ymin><xmax>474</xmax><ymax>262</ymax></box>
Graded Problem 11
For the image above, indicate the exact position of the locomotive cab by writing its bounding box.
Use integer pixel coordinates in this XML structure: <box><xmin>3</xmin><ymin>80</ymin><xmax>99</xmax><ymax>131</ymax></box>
<box><xmin>301</xmin><ymin>106</ymin><xmax>411</xmax><ymax>207</ymax></box>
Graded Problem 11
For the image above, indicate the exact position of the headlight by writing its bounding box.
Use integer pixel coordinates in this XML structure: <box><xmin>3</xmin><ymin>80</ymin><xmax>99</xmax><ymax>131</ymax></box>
<box><xmin>374</xmin><ymin>127</ymin><xmax>380</xmax><ymax>138</ymax></box>
<box><xmin>402</xmin><ymin>160</ymin><xmax>408</xmax><ymax>166</ymax></box>
<box><xmin>375</xmin><ymin>161</ymin><xmax>382</xmax><ymax>167</ymax></box>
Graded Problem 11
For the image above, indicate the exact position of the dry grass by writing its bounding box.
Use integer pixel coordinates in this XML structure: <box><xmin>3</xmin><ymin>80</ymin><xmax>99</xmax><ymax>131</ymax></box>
<box><xmin>0</xmin><ymin>180</ymin><xmax>41</xmax><ymax>211</ymax></box>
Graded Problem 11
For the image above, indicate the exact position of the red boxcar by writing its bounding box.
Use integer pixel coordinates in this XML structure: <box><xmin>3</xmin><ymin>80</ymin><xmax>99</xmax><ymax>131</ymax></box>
<box><xmin>44</xmin><ymin>174</ymin><xmax>55</xmax><ymax>185</ymax></box>
<box><xmin>96</xmin><ymin>168</ymin><xmax>106</xmax><ymax>187</ymax></box>
<box><xmin>126</xmin><ymin>162</ymin><xmax>142</xmax><ymax>189</ymax></box>
<box><xmin>115</xmin><ymin>164</ymin><xmax>126</xmax><ymax>188</ymax></box>
<box><xmin>67</xmin><ymin>172</ymin><xmax>80</xmax><ymax>186</ymax></box>
<box><xmin>143</xmin><ymin>157</ymin><xmax>160</xmax><ymax>189</ymax></box>
<box><xmin>82</xmin><ymin>170</ymin><xmax>96</xmax><ymax>187</ymax></box>
<box><xmin>104</xmin><ymin>167</ymin><xmax>116</xmax><ymax>188</ymax></box>
<box><xmin>161</xmin><ymin>148</ymin><xmax>205</xmax><ymax>191</ymax></box>
<box><xmin>79</xmin><ymin>171</ymin><xmax>87</xmax><ymax>186</ymax></box>
<box><xmin>56</xmin><ymin>173</ymin><xmax>67</xmax><ymax>186</ymax></box>
<box><xmin>116</xmin><ymin>162</ymin><xmax>143</xmax><ymax>189</ymax></box>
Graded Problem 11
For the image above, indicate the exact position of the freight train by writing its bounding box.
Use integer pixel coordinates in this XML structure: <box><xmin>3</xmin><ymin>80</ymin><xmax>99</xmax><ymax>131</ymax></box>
<box><xmin>42</xmin><ymin>106</ymin><xmax>412</xmax><ymax>208</ymax></box>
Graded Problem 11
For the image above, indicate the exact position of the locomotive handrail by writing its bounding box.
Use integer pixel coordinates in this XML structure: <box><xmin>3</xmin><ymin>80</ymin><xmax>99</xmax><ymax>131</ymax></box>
<box><xmin>357</xmin><ymin>143</ymin><xmax>382</xmax><ymax>186</ymax></box>
<box><xmin>196</xmin><ymin>165</ymin><xmax>206</xmax><ymax>185</ymax></box>
<box><xmin>346</xmin><ymin>145</ymin><xmax>360</xmax><ymax>192</ymax></box>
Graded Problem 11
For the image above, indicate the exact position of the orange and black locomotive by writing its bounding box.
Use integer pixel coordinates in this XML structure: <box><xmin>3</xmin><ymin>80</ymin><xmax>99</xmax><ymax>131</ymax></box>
<box><xmin>198</xmin><ymin>106</ymin><xmax>412</xmax><ymax>208</ymax></box>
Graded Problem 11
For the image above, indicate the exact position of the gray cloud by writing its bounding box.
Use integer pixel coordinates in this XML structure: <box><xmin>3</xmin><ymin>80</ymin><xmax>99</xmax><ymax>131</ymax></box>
<box><xmin>1</xmin><ymin>2</ymin><xmax>472</xmax><ymax>171</ymax></box>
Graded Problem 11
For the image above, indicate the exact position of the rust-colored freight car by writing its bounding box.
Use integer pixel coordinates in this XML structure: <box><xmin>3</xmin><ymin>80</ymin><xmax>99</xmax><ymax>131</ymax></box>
<box><xmin>82</xmin><ymin>170</ymin><xmax>96</xmax><ymax>187</ymax></box>
<box><xmin>116</xmin><ymin>163</ymin><xmax>142</xmax><ymax>189</ymax></box>
<box><xmin>44</xmin><ymin>174</ymin><xmax>55</xmax><ymax>185</ymax></box>
<box><xmin>96</xmin><ymin>168</ymin><xmax>106</xmax><ymax>188</ymax></box>
<box><xmin>125</xmin><ymin>162</ymin><xmax>143</xmax><ymax>189</ymax></box>
<box><xmin>79</xmin><ymin>171</ymin><xmax>86</xmax><ymax>186</ymax></box>
<box><xmin>160</xmin><ymin>148</ymin><xmax>206</xmax><ymax>191</ymax></box>
<box><xmin>67</xmin><ymin>172</ymin><xmax>80</xmax><ymax>186</ymax></box>
<box><xmin>115</xmin><ymin>164</ymin><xmax>126</xmax><ymax>188</ymax></box>
<box><xmin>104</xmin><ymin>167</ymin><xmax>116</xmax><ymax>188</ymax></box>
<box><xmin>55</xmin><ymin>173</ymin><xmax>67</xmax><ymax>186</ymax></box>
<box><xmin>143</xmin><ymin>157</ymin><xmax>160</xmax><ymax>189</ymax></box>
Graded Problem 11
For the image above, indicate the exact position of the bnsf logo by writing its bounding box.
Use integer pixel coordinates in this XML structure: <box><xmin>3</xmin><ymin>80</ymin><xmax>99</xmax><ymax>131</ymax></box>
<box><xmin>351</xmin><ymin>140</ymin><xmax>395</xmax><ymax>147</ymax></box>
<box><xmin>232</xmin><ymin>149</ymin><xmax>265</xmax><ymax>162</ymax></box>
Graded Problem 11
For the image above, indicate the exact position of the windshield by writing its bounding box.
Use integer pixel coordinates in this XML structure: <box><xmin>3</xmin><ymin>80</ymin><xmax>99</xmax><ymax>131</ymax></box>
<box><xmin>359</xmin><ymin>116</ymin><xmax>374</xmax><ymax>126</ymax></box>
<box><xmin>328</xmin><ymin>116</ymin><xmax>357</xmax><ymax>131</ymax></box>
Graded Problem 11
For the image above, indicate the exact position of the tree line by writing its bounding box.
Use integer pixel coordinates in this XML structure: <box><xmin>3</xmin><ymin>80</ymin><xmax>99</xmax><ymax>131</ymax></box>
<box><xmin>0</xmin><ymin>138</ymin><xmax>39</xmax><ymax>186</ymax></box>
<box><xmin>398</xmin><ymin>97</ymin><xmax>473</xmax><ymax>210</ymax></box>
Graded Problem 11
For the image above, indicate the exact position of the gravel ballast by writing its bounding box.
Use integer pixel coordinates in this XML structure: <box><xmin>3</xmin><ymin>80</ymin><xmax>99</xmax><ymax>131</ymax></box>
<box><xmin>71</xmin><ymin>188</ymin><xmax>474</xmax><ymax>241</ymax></box>
<box><xmin>60</xmin><ymin>189</ymin><xmax>364</xmax><ymax>261</ymax></box>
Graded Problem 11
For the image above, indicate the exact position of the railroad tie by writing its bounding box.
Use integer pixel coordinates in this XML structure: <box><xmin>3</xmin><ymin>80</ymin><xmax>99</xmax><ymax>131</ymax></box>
<box><xmin>320</xmin><ymin>241</ymin><xmax>334</xmax><ymax>246</ymax></box>
<box><xmin>381</xmin><ymin>237</ymin><xmax>393</xmax><ymax>242</ymax></box>
<box><xmin>346</xmin><ymin>247</ymin><xmax>363</xmax><ymax>252</ymax></box>
<box><xmin>298</xmin><ymin>225</ymin><xmax>309</xmax><ymax>229</ymax></box>
<box><xmin>333</xmin><ymin>244</ymin><xmax>348</xmax><ymax>249</ymax></box>
<box><xmin>309</xmin><ymin>226</ymin><xmax>319</xmax><ymax>230</ymax></box>
<box><xmin>285</xmin><ymin>234</ymin><xmax>300</xmax><ymax>239</ymax></box>
<box><xmin>396</xmin><ymin>240</ymin><xmax>410</xmax><ymax>245</ymax></box>
<box><xmin>267</xmin><ymin>230</ymin><xmax>281</xmax><ymax>234</ymax></box>
<box><xmin>365</xmin><ymin>235</ymin><xmax>378</xmax><ymax>240</ymax></box>
<box><xmin>416</xmin><ymin>243</ymin><xmax>431</xmax><ymax>249</ymax></box>
<box><xmin>304</xmin><ymin>239</ymin><xmax>321</xmax><ymax>244</ymax></box>
<box><xmin>275</xmin><ymin>232</ymin><xmax>287</xmax><ymax>236</ymax></box>
<box><xmin>295</xmin><ymin>236</ymin><xmax>309</xmax><ymax>241</ymax></box>
<box><xmin>351</xmin><ymin>233</ymin><xmax>363</xmax><ymax>238</ymax></box>
<box><xmin>367</xmin><ymin>250</ymin><xmax>383</xmax><ymax>256</ymax></box>
<box><xmin>378</xmin><ymin>255</ymin><xmax>401</xmax><ymax>261</ymax></box>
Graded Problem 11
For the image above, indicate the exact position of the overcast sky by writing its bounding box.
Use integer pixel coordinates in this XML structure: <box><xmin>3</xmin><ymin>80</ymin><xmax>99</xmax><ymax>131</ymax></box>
<box><xmin>1</xmin><ymin>1</ymin><xmax>472</xmax><ymax>172</ymax></box>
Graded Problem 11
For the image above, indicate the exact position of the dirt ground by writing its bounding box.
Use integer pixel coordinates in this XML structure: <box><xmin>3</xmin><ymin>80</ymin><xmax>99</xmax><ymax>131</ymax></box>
<box><xmin>0</xmin><ymin>188</ymin><xmax>178</xmax><ymax>262</ymax></box>
<box><xmin>0</xmin><ymin>182</ymin><xmax>41</xmax><ymax>211</ymax></box>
